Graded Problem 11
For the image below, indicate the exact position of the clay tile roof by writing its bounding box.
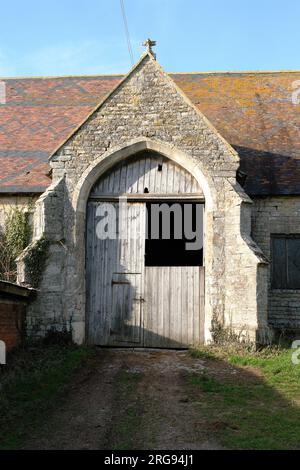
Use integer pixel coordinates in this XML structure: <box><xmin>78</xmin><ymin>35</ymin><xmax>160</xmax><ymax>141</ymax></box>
<box><xmin>0</xmin><ymin>71</ymin><xmax>299</xmax><ymax>195</ymax></box>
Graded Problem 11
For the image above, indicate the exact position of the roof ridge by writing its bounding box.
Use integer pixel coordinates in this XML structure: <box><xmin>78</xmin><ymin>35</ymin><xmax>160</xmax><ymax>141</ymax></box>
<box><xmin>1</xmin><ymin>69</ymin><xmax>300</xmax><ymax>80</ymax></box>
<box><xmin>0</xmin><ymin>73</ymin><xmax>125</xmax><ymax>80</ymax></box>
<box><xmin>171</xmin><ymin>69</ymin><xmax>300</xmax><ymax>75</ymax></box>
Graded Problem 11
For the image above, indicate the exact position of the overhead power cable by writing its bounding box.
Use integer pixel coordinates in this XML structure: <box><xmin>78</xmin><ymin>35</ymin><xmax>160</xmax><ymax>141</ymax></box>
<box><xmin>120</xmin><ymin>0</ymin><xmax>134</xmax><ymax>66</ymax></box>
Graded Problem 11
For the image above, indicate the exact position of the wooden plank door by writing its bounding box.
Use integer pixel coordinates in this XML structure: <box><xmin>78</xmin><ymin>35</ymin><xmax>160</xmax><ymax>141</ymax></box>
<box><xmin>143</xmin><ymin>267</ymin><xmax>204</xmax><ymax>347</ymax></box>
<box><xmin>86</xmin><ymin>201</ymin><xmax>146</xmax><ymax>345</ymax></box>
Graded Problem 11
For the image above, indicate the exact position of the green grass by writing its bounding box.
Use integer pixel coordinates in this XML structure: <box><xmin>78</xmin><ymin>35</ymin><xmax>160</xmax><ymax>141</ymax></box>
<box><xmin>111</xmin><ymin>369</ymin><xmax>143</xmax><ymax>450</ymax></box>
<box><xmin>0</xmin><ymin>343</ymin><xmax>94</xmax><ymax>450</ymax></box>
<box><xmin>109</xmin><ymin>368</ymin><xmax>160</xmax><ymax>450</ymax></box>
<box><xmin>188</xmin><ymin>346</ymin><xmax>300</xmax><ymax>449</ymax></box>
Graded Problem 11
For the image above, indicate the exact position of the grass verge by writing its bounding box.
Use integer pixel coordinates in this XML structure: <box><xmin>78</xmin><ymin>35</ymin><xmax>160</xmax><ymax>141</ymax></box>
<box><xmin>0</xmin><ymin>342</ymin><xmax>94</xmax><ymax>450</ymax></box>
<box><xmin>188</xmin><ymin>345</ymin><xmax>300</xmax><ymax>449</ymax></box>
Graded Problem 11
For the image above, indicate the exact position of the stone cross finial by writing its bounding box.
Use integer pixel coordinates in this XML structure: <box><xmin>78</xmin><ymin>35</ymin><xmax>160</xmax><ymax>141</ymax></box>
<box><xmin>142</xmin><ymin>38</ymin><xmax>156</xmax><ymax>58</ymax></box>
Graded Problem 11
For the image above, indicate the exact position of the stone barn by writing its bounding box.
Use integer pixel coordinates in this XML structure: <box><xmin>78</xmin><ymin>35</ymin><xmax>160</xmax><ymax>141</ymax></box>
<box><xmin>1</xmin><ymin>44</ymin><xmax>300</xmax><ymax>346</ymax></box>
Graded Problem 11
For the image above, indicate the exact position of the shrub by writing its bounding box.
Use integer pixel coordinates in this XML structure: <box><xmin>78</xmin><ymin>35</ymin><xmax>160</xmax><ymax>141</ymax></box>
<box><xmin>0</xmin><ymin>205</ymin><xmax>32</xmax><ymax>282</ymax></box>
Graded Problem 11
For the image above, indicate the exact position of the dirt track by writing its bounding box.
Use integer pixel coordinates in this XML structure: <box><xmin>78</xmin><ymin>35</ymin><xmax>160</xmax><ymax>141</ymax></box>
<box><xmin>23</xmin><ymin>349</ymin><xmax>224</xmax><ymax>450</ymax></box>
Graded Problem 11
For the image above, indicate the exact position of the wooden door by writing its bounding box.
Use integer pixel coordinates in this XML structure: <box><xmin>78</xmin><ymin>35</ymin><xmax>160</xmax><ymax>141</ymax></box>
<box><xmin>86</xmin><ymin>202</ymin><xmax>145</xmax><ymax>346</ymax></box>
<box><xmin>86</xmin><ymin>152</ymin><xmax>205</xmax><ymax>347</ymax></box>
<box><xmin>86</xmin><ymin>199</ymin><xmax>204</xmax><ymax>347</ymax></box>
<box><xmin>144</xmin><ymin>266</ymin><xmax>204</xmax><ymax>347</ymax></box>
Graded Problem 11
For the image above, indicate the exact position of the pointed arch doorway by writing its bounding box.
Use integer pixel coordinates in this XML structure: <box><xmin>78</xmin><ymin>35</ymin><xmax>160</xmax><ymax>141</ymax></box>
<box><xmin>86</xmin><ymin>150</ymin><xmax>205</xmax><ymax>347</ymax></box>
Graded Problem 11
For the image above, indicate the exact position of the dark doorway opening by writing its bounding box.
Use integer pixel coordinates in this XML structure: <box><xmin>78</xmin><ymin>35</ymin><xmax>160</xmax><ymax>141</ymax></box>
<box><xmin>145</xmin><ymin>201</ymin><xmax>204</xmax><ymax>267</ymax></box>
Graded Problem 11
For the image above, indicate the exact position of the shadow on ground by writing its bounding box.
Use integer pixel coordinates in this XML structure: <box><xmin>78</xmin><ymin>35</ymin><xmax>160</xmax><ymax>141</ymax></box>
<box><xmin>21</xmin><ymin>349</ymin><xmax>300</xmax><ymax>450</ymax></box>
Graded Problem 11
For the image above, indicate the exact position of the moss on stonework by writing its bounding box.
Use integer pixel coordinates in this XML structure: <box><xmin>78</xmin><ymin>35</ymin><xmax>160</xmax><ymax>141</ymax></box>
<box><xmin>26</xmin><ymin>237</ymin><xmax>50</xmax><ymax>288</ymax></box>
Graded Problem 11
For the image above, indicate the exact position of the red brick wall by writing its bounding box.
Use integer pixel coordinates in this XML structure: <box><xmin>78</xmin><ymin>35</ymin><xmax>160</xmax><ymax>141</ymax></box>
<box><xmin>0</xmin><ymin>301</ymin><xmax>25</xmax><ymax>352</ymax></box>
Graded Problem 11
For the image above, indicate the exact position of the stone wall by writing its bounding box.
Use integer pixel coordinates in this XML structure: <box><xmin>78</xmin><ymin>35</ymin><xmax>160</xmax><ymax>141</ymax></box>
<box><xmin>224</xmin><ymin>182</ymin><xmax>269</xmax><ymax>342</ymax></box>
<box><xmin>17</xmin><ymin>178</ymin><xmax>67</xmax><ymax>337</ymax></box>
<box><xmin>18</xmin><ymin>52</ymin><xmax>268</xmax><ymax>344</ymax></box>
<box><xmin>252</xmin><ymin>196</ymin><xmax>300</xmax><ymax>331</ymax></box>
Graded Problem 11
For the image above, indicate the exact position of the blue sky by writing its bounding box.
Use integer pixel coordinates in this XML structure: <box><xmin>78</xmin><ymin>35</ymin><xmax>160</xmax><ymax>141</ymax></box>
<box><xmin>0</xmin><ymin>0</ymin><xmax>299</xmax><ymax>76</ymax></box>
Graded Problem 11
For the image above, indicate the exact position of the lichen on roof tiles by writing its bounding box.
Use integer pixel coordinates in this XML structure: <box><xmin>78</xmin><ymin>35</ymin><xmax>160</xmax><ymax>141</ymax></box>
<box><xmin>0</xmin><ymin>71</ymin><xmax>299</xmax><ymax>195</ymax></box>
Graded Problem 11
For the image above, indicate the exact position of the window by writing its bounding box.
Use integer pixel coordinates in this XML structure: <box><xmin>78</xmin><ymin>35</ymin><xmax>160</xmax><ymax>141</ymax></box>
<box><xmin>271</xmin><ymin>235</ymin><xmax>300</xmax><ymax>289</ymax></box>
<box><xmin>145</xmin><ymin>202</ymin><xmax>204</xmax><ymax>267</ymax></box>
